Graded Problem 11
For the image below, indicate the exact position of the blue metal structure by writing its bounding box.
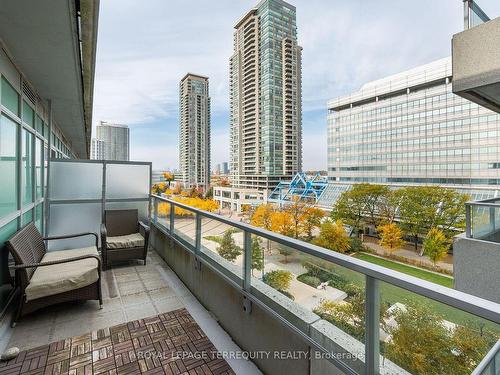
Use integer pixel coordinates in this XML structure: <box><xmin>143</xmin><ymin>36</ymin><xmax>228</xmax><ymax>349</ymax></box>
<box><xmin>268</xmin><ymin>172</ymin><xmax>329</xmax><ymax>206</ymax></box>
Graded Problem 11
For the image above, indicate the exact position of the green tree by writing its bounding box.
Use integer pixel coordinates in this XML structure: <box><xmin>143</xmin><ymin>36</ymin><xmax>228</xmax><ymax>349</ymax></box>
<box><xmin>216</xmin><ymin>230</ymin><xmax>242</xmax><ymax>262</ymax></box>
<box><xmin>395</xmin><ymin>186</ymin><xmax>468</xmax><ymax>253</ymax></box>
<box><xmin>313</xmin><ymin>220</ymin><xmax>350</xmax><ymax>253</ymax></box>
<box><xmin>423</xmin><ymin>228</ymin><xmax>449</xmax><ymax>268</ymax></box>
<box><xmin>278</xmin><ymin>245</ymin><xmax>293</xmax><ymax>263</ymax></box>
<box><xmin>331</xmin><ymin>185</ymin><xmax>367</xmax><ymax>236</ymax></box>
<box><xmin>251</xmin><ymin>237</ymin><xmax>264</xmax><ymax>276</ymax></box>
<box><xmin>263</xmin><ymin>270</ymin><xmax>293</xmax><ymax>291</ymax></box>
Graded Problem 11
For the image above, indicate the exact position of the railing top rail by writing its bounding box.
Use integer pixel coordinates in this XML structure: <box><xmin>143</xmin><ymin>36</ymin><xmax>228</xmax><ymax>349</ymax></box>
<box><xmin>466</xmin><ymin>198</ymin><xmax>500</xmax><ymax>207</ymax></box>
<box><xmin>153</xmin><ymin>195</ymin><xmax>500</xmax><ymax>324</ymax></box>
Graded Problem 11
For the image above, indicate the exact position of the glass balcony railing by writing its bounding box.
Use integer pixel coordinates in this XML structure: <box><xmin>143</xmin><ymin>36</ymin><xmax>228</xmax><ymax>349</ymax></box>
<box><xmin>152</xmin><ymin>195</ymin><xmax>500</xmax><ymax>375</ymax></box>
<box><xmin>465</xmin><ymin>198</ymin><xmax>500</xmax><ymax>242</ymax></box>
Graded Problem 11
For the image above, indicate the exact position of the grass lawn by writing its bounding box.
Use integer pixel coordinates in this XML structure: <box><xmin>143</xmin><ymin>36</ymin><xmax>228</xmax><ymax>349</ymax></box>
<box><xmin>353</xmin><ymin>252</ymin><xmax>453</xmax><ymax>288</ymax></box>
<box><xmin>315</xmin><ymin>254</ymin><xmax>499</xmax><ymax>333</ymax></box>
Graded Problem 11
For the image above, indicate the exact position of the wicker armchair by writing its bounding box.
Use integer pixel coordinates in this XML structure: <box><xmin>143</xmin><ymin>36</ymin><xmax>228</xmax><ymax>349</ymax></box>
<box><xmin>100</xmin><ymin>209</ymin><xmax>150</xmax><ymax>269</ymax></box>
<box><xmin>6</xmin><ymin>223</ymin><xmax>102</xmax><ymax>326</ymax></box>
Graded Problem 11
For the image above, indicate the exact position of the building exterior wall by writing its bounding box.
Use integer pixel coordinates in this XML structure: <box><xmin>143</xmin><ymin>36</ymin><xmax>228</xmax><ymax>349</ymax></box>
<box><xmin>230</xmin><ymin>0</ymin><xmax>302</xmax><ymax>191</ymax></box>
<box><xmin>90</xmin><ymin>138</ymin><xmax>105</xmax><ymax>160</ymax></box>
<box><xmin>213</xmin><ymin>186</ymin><xmax>265</xmax><ymax>213</ymax></box>
<box><xmin>327</xmin><ymin>57</ymin><xmax>500</xmax><ymax>190</ymax></box>
<box><xmin>179</xmin><ymin>74</ymin><xmax>211</xmax><ymax>190</ymax></box>
<box><xmin>453</xmin><ymin>233</ymin><xmax>500</xmax><ymax>303</ymax></box>
<box><xmin>95</xmin><ymin>121</ymin><xmax>130</xmax><ymax>161</ymax></box>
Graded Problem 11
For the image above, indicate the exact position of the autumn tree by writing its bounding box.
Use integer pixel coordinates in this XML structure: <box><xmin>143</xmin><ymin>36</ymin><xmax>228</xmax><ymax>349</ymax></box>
<box><xmin>386</xmin><ymin>303</ymin><xmax>454</xmax><ymax>375</ymax></box>
<box><xmin>313</xmin><ymin>220</ymin><xmax>350</xmax><ymax>253</ymax></box>
<box><xmin>251</xmin><ymin>204</ymin><xmax>275</xmax><ymax>253</ymax></box>
<box><xmin>263</xmin><ymin>270</ymin><xmax>293</xmax><ymax>291</ymax></box>
<box><xmin>283</xmin><ymin>196</ymin><xmax>308</xmax><ymax>239</ymax></box>
<box><xmin>216</xmin><ymin>230</ymin><xmax>242</xmax><ymax>262</ymax></box>
<box><xmin>302</xmin><ymin>207</ymin><xmax>325</xmax><ymax>241</ymax></box>
<box><xmin>378</xmin><ymin>223</ymin><xmax>404</xmax><ymax>255</ymax></box>
<box><xmin>251</xmin><ymin>204</ymin><xmax>275</xmax><ymax>231</ymax></box>
<box><xmin>162</xmin><ymin>171</ymin><xmax>174</xmax><ymax>188</ymax></box>
<box><xmin>251</xmin><ymin>237</ymin><xmax>264</xmax><ymax>276</ymax></box>
<box><xmin>423</xmin><ymin>228</ymin><xmax>449</xmax><ymax>268</ymax></box>
<box><xmin>270</xmin><ymin>211</ymin><xmax>294</xmax><ymax>237</ymax></box>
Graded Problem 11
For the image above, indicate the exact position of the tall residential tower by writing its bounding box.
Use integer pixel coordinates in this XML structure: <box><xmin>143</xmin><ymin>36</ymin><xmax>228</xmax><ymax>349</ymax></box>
<box><xmin>230</xmin><ymin>0</ymin><xmax>302</xmax><ymax>191</ymax></box>
<box><xmin>179</xmin><ymin>73</ymin><xmax>211</xmax><ymax>190</ymax></box>
<box><xmin>95</xmin><ymin>121</ymin><xmax>130</xmax><ymax>161</ymax></box>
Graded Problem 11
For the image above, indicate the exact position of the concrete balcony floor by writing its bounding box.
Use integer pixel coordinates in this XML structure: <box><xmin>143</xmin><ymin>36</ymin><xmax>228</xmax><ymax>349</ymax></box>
<box><xmin>0</xmin><ymin>251</ymin><xmax>261</xmax><ymax>375</ymax></box>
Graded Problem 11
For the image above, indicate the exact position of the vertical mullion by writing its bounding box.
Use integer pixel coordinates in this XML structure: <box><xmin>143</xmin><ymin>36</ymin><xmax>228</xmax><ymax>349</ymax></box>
<box><xmin>365</xmin><ymin>275</ymin><xmax>380</xmax><ymax>375</ymax></box>
<box><xmin>44</xmin><ymin>100</ymin><xmax>52</xmax><ymax>237</ymax></box>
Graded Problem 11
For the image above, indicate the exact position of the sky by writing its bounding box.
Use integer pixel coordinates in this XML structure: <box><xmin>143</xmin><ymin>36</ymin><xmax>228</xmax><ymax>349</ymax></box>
<box><xmin>92</xmin><ymin>0</ymin><xmax>500</xmax><ymax>171</ymax></box>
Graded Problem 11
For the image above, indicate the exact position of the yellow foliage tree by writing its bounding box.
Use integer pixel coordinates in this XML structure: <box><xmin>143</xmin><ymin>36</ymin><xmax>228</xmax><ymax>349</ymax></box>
<box><xmin>313</xmin><ymin>220</ymin><xmax>350</xmax><ymax>253</ymax></box>
<box><xmin>283</xmin><ymin>196</ymin><xmax>309</xmax><ymax>239</ymax></box>
<box><xmin>270</xmin><ymin>211</ymin><xmax>294</xmax><ymax>237</ymax></box>
<box><xmin>302</xmin><ymin>207</ymin><xmax>325</xmax><ymax>241</ymax></box>
<box><xmin>251</xmin><ymin>204</ymin><xmax>275</xmax><ymax>231</ymax></box>
<box><xmin>162</xmin><ymin>172</ymin><xmax>174</xmax><ymax>187</ymax></box>
<box><xmin>378</xmin><ymin>223</ymin><xmax>404</xmax><ymax>254</ymax></box>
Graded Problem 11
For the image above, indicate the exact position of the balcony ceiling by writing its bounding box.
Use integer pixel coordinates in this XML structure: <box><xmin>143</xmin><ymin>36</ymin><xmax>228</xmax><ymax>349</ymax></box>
<box><xmin>0</xmin><ymin>0</ymin><xmax>99</xmax><ymax>158</ymax></box>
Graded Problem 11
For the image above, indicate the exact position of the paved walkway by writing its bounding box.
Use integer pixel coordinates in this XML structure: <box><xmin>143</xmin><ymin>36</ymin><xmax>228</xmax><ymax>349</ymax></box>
<box><xmin>0</xmin><ymin>308</ymin><xmax>235</xmax><ymax>375</ymax></box>
<box><xmin>363</xmin><ymin>239</ymin><xmax>453</xmax><ymax>273</ymax></box>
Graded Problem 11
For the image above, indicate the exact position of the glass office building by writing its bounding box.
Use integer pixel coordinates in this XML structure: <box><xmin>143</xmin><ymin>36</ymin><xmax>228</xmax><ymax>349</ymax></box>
<box><xmin>327</xmin><ymin>57</ymin><xmax>500</xmax><ymax>195</ymax></box>
<box><xmin>230</xmin><ymin>0</ymin><xmax>302</xmax><ymax>191</ymax></box>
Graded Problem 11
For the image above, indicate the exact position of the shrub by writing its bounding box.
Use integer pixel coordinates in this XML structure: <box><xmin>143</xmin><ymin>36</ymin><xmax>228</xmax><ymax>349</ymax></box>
<box><xmin>263</xmin><ymin>270</ymin><xmax>293</xmax><ymax>291</ymax></box>
<box><xmin>327</xmin><ymin>273</ymin><xmax>349</xmax><ymax>290</ymax></box>
<box><xmin>278</xmin><ymin>289</ymin><xmax>295</xmax><ymax>301</ymax></box>
<box><xmin>297</xmin><ymin>274</ymin><xmax>321</xmax><ymax>288</ymax></box>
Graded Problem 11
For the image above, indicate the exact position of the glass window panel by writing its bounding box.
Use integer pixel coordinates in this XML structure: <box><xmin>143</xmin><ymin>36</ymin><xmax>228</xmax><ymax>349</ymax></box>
<box><xmin>22</xmin><ymin>101</ymin><xmax>34</xmax><ymax>128</ymax></box>
<box><xmin>0</xmin><ymin>115</ymin><xmax>18</xmax><ymax>218</ymax></box>
<box><xmin>35</xmin><ymin>204</ymin><xmax>43</xmax><ymax>232</ymax></box>
<box><xmin>0</xmin><ymin>218</ymin><xmax>18</xmax><ymax>312</ymax></box>
<box><xmin>35</xmin><ymin>137</ymin><xmax>43</xmax><ymax>199</ymax></box>
<box><xmin>22</xmin><ymin>129</ymin><xmax>33</xmax><ymax>205</ymax></box>
<box><xmin>22</xmin><ymin>209</ymin><xmax>33</xmax><ymax>226</ymax></box>
<box><xmin>35</xmin><ymin>115</ymin><xmax>43</xmax><ymax>135</ymax></box>
<box><xmin>1</xmin><ymin>77</ymin><xmax>19</xmax><ymax>116</ymax></box>
<box><xmin>50</xmin><ymin>161</ymin><xmax>103</xmax><ymax>200</ymax></box>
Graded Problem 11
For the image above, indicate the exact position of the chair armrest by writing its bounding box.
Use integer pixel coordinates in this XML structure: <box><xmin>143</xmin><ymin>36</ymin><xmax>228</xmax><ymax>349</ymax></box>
<box><xmin>44</xmin><ymin>232</ymin><xmax>98</xmax><ymax>248</ymax></box>
<box><xmin>100</xmin><ymin>223</ymin><xmax>107</xmax><ymax>239</ymax></box>
<box><xmin>138</xmin><ymin>221</ymin><xmax>150</xmax><ymax>233</ymax></box>
<box><xmin>9</xmin><ymin>254</ymin><xmax>101</xmax><ymax>271</ymax></box>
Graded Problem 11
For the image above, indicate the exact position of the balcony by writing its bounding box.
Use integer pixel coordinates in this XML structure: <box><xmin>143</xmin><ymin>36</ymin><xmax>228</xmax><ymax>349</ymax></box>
<box><xmin>1</xmin><ymin>161</ymin><xmax>499</xmax><ymax>375</ymax></box>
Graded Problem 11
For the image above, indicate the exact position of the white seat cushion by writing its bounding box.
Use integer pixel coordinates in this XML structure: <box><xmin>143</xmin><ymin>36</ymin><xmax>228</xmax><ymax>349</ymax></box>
<box><xmin>25</xmin><ymin>246</ymin><xmax>99</xmax><ymax>301</ymax></box>
<box><xmin>106</xmin><ymin>233</ymin><xmax>144</xmax><ymax>249</ymax></box>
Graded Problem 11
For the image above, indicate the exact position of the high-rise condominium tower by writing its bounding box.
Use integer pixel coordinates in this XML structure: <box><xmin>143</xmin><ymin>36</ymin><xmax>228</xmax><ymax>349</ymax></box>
<box><xmin>95</xmin><ymin>121</ymin><xmax>130</xmax><ymax>161</ymax></box>
<box><xmin>179</xmin><ymin>73</ymin><xmax>211</xmax><ymax>190</ymax></box>
<box><xmin>230</xmin><ymin>0</ymin><xmax>302</xmax><ymax>191</ymax></box>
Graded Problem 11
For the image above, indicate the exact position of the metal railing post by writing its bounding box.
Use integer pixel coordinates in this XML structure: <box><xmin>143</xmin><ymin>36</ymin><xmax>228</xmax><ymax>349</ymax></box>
<box><xmin>169</xmin><ymin>202</ymin><xmax>175</xmax><ymax>246</ymax></box>
<box><xmin>194</xmin><ymin>213</ymin><xmax>202</xmax><ymax>270</ymax></box>
<box><xmin>152</xmin><ymin>197</ymin><xmax>158</xmax><ymax>224</ymax></box>
<box><xmin>243</xmin><ymin>230</ymin><xmax>252</xmax><ymax>314</ymax></box>
<box><xmin>465</xmin><ymin>203</ymin><xmax>472</xmax><ymax>238</ymax></box>
<box><xmin>365</xmin><ymin>275</ymin><xmax>380</xmax><ymax>375</ymax></box>
<box><xmin>243</xmin><ymin>230</ymin><xmax>251</xmax><ymax>291</ymax></box>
